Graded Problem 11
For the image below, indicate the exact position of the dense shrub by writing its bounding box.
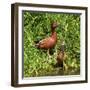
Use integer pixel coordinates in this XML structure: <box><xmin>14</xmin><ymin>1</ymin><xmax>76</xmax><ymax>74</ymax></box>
<box><xmin>24</xmin><ymin>11</ymin><xmax>80</xmax><ymax>77</ymax></box>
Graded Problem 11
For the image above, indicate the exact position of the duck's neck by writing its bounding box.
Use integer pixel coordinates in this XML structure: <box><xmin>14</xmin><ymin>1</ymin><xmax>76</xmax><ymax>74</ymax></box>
<box><xmin>51</xmin><ymin>28</ymin><xmax>57</xmax><ymax>39</ymax></box>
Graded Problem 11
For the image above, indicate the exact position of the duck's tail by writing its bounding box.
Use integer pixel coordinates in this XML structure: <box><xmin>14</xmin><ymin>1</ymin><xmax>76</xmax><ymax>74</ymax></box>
<box><xmin>35</xmin><ymin>43</ymin><xmax>40</xmax><ymax>48</ymax></box>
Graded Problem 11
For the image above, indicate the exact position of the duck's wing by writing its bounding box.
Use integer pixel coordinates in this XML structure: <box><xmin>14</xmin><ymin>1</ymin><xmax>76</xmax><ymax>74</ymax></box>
<box><xmin>36</xmin><ymin>37</ymin><xmax>51</xmax><ymax>48</ymax></box>
<box><xmin>39</xmin><ymin>37</ymin><xmax>50</xmax><ymax>45</ymax></box>
<box><xmin>39</xmin><ymin>38</ymin><xmax>50</xmax><ymax>47</ymax></box>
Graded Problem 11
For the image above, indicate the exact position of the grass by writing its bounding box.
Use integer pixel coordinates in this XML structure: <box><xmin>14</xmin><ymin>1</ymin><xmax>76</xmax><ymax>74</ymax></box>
<box><xmin>23</xmin><ymin>11</ymin><xmax>80</xmax><ymax>77</ymax></box>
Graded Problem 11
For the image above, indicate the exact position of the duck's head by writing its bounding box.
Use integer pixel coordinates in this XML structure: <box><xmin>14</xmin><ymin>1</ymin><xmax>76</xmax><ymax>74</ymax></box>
<box><xmin>51</xmin><ymin>21</ymin><xmax>59</xmax><ymax>30</ymax></box>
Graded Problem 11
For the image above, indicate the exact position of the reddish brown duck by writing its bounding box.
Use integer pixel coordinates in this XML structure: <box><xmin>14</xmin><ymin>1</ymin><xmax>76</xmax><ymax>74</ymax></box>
<box><xmin>35</xmin><ymin>21</ymin><xmax>58</xmax><ymax>50</ymax></box>
<box><xmin>56</xmin><ymin>41</ymin><xmax>67</xmax><ymax>67</ymax></box>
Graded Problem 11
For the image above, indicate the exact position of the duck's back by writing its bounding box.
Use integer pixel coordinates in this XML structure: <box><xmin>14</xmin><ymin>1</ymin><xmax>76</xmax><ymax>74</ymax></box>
<box><xmin>38</xmin><ymin>36</ymin><xmax>57</xmax><ymax>49</ymax></box>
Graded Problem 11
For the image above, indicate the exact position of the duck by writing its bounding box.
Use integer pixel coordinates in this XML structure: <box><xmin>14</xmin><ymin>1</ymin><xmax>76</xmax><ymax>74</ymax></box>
<box><xmin>56</xmin><ymin>41</ymin><xmax>67</xmax><ymax>69</ymax></box>
<box><xmin>35</xmin><ymin>21</ymin><xmax>58</xmax><ymax>51</ymax></box>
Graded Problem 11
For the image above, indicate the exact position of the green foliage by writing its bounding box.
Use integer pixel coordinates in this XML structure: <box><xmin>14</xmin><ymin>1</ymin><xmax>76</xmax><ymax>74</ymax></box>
<box><xmin>24</xmin><ymin>11</ymin><xmax>80</xmax><ymax>77</ymax></box>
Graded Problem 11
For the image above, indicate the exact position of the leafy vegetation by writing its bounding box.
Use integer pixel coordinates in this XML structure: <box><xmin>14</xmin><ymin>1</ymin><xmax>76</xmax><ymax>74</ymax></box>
<box><xmin>23</xmin><ymin>11</ymin><xmax>80</xmax><ymax>77</ymax></box>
